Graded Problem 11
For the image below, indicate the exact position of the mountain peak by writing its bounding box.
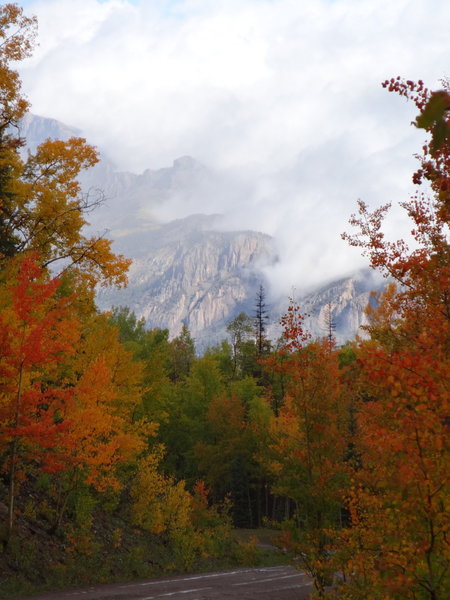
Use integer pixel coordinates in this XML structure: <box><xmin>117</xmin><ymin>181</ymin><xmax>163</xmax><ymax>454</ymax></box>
<box><xmin>173</xmin><ymin>155</ymin><xmax>202</xmax><ymax>170</ymax></box>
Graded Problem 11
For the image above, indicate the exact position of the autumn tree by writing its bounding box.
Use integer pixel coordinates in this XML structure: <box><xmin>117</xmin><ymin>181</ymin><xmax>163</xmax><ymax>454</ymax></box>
<box><xmin>62</xmin><ymin>315</ymin><xmax>149</xmax><ymax>479</ymax></box>
<box><xmin>131</xmin><ymin>462</ymin><xmax>232</xmax><ymax>571</ymax></box>
<box><xmin>0</xmin><ymin>254</ymin><xmax>79</xmax><ymax>541</ymax></box>
<box><xmin>0</xmin><ymin>4</ymin><xmax>130</xmax><ymax>292</ymax></box>
<box><xmin>0</xmin><ymin>4</ymin><xmax>241</xmax><ymax>583</ymax></box>
<box><xmin>0</xmin><ymin>3</ymin><xmax>136</xmax><ymax>546</ymax></box>
<box><xmin>265</xmin><ymin>304</ymin><xmax>349</xmax><ymax>597</ymax></box>
<box><xmin>0</xmin><ymin>3</ymin><xmax>36</xmax><ymax>257</ymax></box>
<box><xmin>337</xmin><ymin>78</ymin><xmax>450</xmax><ymax>600</ymax></box>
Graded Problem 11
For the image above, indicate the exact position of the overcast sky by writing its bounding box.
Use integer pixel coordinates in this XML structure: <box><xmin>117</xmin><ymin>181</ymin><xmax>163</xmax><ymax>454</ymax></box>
<box><xmin>16</xmin><ymin>0</ymin><xmax>450</xmax><ymax>293</ymax></box>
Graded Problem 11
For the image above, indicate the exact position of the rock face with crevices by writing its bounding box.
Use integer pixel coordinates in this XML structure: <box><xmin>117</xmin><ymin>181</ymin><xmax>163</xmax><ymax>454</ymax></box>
<box><xmin>97</xmin><ymin>214</ymin><xmax>383</xmax><ymax>348</ymax></box>
<box><xmin>21</xmin><ymin>113</ymin><xmax>386</xmax><ymax>349</ymax></box>
<box><xmin>296</xmin><ymin>272</ymin><xmax>381</xmax><ymax>344</ymax></box>
<box><xmin>96</xmin><ymin>214</ymin><xmax>276</xmax><ymax>347</ymax></box>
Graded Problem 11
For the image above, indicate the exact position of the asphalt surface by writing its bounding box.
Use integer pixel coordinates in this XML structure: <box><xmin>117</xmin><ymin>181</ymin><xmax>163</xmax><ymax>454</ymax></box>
<box><xmin>19</xmin><ymin>566</ymin><xmax>314</xmax><ymax>600</ymax></box>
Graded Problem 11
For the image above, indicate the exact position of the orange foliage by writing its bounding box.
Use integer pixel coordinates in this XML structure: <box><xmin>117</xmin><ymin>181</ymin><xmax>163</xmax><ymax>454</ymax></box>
<box><xmin>0</xmin><ymin>254</ymin><xmax>79</xmax><ymax>464</ymax></box>
<box><xmin>266</xmin><ymin>308</ymin><xmax>350</xmax><ymax>596</ymax></box>
<box><xmin>58</xmin><ymin>314</ymin><xmax>153</xmax><ymax>493</ymax></box>
<box><xmin>337</xmin><ymin>78</ymin><xmax>450</xmax><ymax>600</ymax></box>
<box><xmin>0</xmin><ymin>254</ymin><xmax>80</xmax><ymax>537</ymax></box>
<box><xmin>0</xmin><ymin>3</ymin><xmax>130</xmax><ymax>288</ymax></box>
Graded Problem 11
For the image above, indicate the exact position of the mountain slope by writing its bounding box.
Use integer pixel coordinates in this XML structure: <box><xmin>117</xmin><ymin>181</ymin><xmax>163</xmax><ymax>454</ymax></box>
<box><xmin>295</xmin><ymin>270</ymin><xmax>381</xmax><ymax>344</ymax></box>
<box><xmin>96</xmin><ymin>214</ymin><xmax>276</xmax><ymax>347</ymax></box>
<box><xmin>20</xmin><ymin>113</ymin><xmax>384</xmax><ymax>347</ymax></box>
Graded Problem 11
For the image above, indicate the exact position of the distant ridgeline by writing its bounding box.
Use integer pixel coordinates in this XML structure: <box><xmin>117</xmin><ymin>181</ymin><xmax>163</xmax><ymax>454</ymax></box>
<box><xmin>21</xmin><ymin>114</ymin><xmax>385</xmax><ymax>349</ymax></box>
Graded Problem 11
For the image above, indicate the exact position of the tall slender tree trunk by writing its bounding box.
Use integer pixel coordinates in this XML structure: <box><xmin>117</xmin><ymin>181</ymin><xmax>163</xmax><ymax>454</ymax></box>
<box><xmin>7</xmin><ymin>363</ymin><xmax>24</xmax><ymax>542</ymax></box>
<box><xmin>284</xmin><ymin>497</ymin><xmax>290</xmax><ymax>520</ymax></box>
<box><xmin>51</xmin><ymin>488</ymin><xmax>72</xmax><ymax>534</ymax></box>
<box><xmin>264</xmin><ymin>481</ymin><xmax>269</xmax><ymax>521</ymax></box>
<box><xmin>272</xmin><ymin>495</ymin><xmax>278</xmax><ymax>521</ymax></box>
<box><xmin>247</xmin><ymin>486</ymin><xmax>253</xmax><ymax>528</ymax></box>
<box><xmin>256</xmin><ymin>482</ymin><xmax>261</xmax><ymax>528</ymax></box>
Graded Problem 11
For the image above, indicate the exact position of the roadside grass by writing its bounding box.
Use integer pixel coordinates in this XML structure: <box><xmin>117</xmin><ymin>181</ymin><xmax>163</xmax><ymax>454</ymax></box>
<box><xmin>231</xmin><ymin>527</ymin><xmax>284</xmax><ymax>546</ymax></box>
<box><xmin>1</xmin><ymin>528</ymin><xmax>293</xmax><ymax>599</ymax></box>
<box><xmin>229</xmin><ymin>527</ymin><xmax>293</xmax><ymax>568</ymax></box>
<box><xmin>1</xmin><ymin>531</ymin><xmax>292</xmax><ymax>600</ymax></box>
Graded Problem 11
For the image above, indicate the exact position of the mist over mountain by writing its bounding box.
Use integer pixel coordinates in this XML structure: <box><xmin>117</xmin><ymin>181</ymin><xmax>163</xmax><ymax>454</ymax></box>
<box><xmin>96</xmin><ymin>214</ymin><xmax>276</xmax><ymax>348</ymax></box>
<box><xmin>20</xmin><ymin>113</ymin><xmax>385</xmax><ymax>347</ymax></box>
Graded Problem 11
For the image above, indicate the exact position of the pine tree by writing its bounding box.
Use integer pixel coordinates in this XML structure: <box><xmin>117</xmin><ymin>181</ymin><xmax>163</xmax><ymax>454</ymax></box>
<box><xmin>254</xmin><ymin>284</ymin><xmax>270</xmax><ymax>356</ymax></box>
<box><xmin>323</xmin><ymin>301</ymin><xmax>336</xmax><ymax>349</ymax></box>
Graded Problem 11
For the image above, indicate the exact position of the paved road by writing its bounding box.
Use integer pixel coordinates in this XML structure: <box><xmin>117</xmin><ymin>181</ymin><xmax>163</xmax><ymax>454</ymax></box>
<box><xmin>20</xmin><ymin>566</ymin><xmax>314</xmax><ymax>600</ymax></box>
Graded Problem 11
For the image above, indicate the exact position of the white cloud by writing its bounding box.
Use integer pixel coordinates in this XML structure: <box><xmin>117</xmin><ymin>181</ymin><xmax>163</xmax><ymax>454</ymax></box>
<box><xmin>16</xmin><ymin>0</ymin><xmax>450</xmax><ymax>294</ymax></box>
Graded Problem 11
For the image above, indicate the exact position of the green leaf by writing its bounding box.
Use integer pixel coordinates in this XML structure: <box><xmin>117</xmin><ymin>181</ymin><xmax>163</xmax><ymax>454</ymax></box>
<box><xmin>431</xmin><ymin>119</ymin><xmax>450</xmax><ymax>151</ymax></box>
<box><xmin>416</xmin><ymin>92</ymin><xmax>450</xmax><ymax>129</ymax></box>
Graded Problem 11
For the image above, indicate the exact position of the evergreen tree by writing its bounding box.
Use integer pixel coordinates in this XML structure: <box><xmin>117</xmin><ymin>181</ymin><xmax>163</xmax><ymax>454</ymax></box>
<box><xmin>323</xmin><ymin>301</ymin><xmax>336</xmax><ymax>349</ymax></box>
<box><xmin>254</xmin><ymin>284</ymin><xmax>270</xmax><ymax>356</ymax></box>
<box><xmin>169</xmin><ymin>323</ymin><xmax>195</xmax><ymax>381</ymax></box>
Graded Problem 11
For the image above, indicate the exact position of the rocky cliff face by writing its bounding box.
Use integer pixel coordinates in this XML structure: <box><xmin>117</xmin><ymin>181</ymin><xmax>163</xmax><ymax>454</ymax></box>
<box><xmin>96</xmin><ymin>214</ymin><xmax>276</xmax><ymax>347</ymax></box>
<box><xmin>97</xmin><ymin>209</ymin><xmax>383</xmax><ymax>347</ymax></box>
<box><xmin>21</xmin><ymin>113</ymin><xmax>385</xmax><ymax>349</ymax></box>
<box><xmin>294</xmin><ymin>271</ymin><xmax>382</xmax><ymax>344</ymax></box>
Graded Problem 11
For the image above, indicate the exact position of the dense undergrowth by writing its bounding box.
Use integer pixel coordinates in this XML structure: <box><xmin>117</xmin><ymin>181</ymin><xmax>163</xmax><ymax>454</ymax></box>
<box><xmin>0</xmin><ymin>478</ymin><xmax>288</xmax><ymax>600</ymax></box>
